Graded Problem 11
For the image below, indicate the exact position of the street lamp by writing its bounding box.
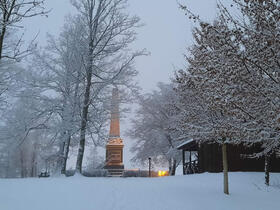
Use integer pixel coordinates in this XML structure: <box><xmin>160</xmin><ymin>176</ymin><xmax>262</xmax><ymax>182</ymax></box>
<box><xmin>148</xmin><ymin>157</ymin><xmax>151</xmax><ymax>177</ymax></box>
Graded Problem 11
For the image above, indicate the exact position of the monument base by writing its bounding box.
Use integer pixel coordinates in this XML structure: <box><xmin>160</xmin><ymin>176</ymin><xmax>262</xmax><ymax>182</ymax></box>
<box><xmin>104</xmin><ymin>165</ymin><xmax>124</xmax><ymax>170</ymax></box>
<box><xmin>104</xmin><ymin>165</ymin><xmax>124</xmax><ymax>177</ymax></box>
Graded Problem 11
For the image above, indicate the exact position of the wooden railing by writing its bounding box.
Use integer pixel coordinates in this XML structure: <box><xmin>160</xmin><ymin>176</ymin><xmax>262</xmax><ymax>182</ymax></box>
<box><xmin>184</xmin><ymin>159</ymin><xmax>199</xmax><ymax>174</ymax></box>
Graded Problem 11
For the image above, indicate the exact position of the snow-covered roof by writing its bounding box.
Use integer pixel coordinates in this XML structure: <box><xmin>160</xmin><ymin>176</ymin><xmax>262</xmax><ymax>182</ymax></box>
<box><xmin>176</xmin><ymin>139</ymin><xmax>195</xmax><ymax>149</ymax></box>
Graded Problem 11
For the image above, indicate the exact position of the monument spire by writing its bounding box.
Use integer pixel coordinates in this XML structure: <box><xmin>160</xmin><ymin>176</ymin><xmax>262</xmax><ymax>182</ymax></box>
<box><xmin>109</xmin><ymin>87</ymin><xmax>120</xmax><ymax>138</ymax></box>
<box><xmin>104</xmin><ymin>87</ymin><xmax>124</xmax><ymax>176</ymax></box>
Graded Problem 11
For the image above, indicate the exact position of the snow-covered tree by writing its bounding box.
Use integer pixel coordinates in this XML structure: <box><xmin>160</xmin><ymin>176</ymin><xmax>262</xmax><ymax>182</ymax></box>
<box><xmin>175</xmin><ymin>16</ymin><xmax>248</xmax><ymax>194</ymax></box>
<box><xmin>177</xmin><ymin>0</ymin><xmax>280</xmax><ymax>190</ymax></box>
<box><xmin>219</xmin><ymin>0</ymin><xmax>280</xmax><ymax>185</ymax></box>
<box><xmin>129</xmin><ymin>83</ymin><xmax>182</xmax><ymax>175</ymax></box>
<box><xmin>0</xmin><ymin>0</ymin><xmax>48</xmax><ymax>60</ymax></box>
<box><xmin>0</xmin><ymin>0</ymin><xmax>48</xmax><ymax>107</ymax></box>
<box><xmin>70</xmin><ymin>0</ymin><xmax>143</xmax><ymax>174</ymax></box>
<box><xmin>30</xmin><ymin>15</ymin><xmax>87</xmax><ymax>175</ymax></box>
<box><xmin>0</xmin><ymin>86</ymin><xmax>54</xmax><ymax>178</ymax></box>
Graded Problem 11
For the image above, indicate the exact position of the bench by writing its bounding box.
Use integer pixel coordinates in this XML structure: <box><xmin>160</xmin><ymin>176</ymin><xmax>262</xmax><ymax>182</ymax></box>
<box><xmin>38</xmin><ymin>172</ymin><xmax>50</xmax><ymax>178</ymax></box>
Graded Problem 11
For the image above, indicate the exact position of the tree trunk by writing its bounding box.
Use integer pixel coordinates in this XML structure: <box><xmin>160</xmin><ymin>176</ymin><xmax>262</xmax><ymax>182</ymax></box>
<box><xmin>59</xmin><ymin>68</ymin><xmax>71</xmax><ymax>175</ymax></box>
<box><xmin>75</xmin><ymin>70</ymin><xmax>92</xmax><ymax>174</ymax></box>
<box><xmin>62</xmin><ymin>70</ymin><xmax>81</xmax><ymax>175</ymax></box>
<box><xmin>222</xmin><ymin>143</ymin><xmax>229</xmax><ymax>195</ymax></box>
<box><xmin>0</xmin><ymin>27</ymin><xmax>6</xmax><ymax>59</ymax></box>
<box><xmin>20</xmin><ymin>149</ymin><xmax>25</xmax><ymax>178</ymax></box>
<box><xmin>31</xmin><ymin>151</ymin><xmax>36</xmax><ymax>177</ymax></box>
<box><xmin>182</xmin><ymin>150</ymin><xmax>186</xmax><ymax>175</ymax></box>
<box><xmin>75</xmin><ymin>0</ymin><xmax>102</xmax><ymax>175</ymax></box>
<box><xmin>57</xmin><ymin>141</ymin><xmax>65</xmax><ymax>173</ymax></box>
<box><xmin>31</xmin><ymin>142</ymin><xmax>38</xmax><ymax>177</ymax></box>
<box><xmin>171</xmin><ymin>159</ymin><xmax>176</xmax><ymax>176</ymax></box>
<box><xmin>61</xmin><ymin>135</ymin><xmax>71</xmax><ymax>175</ymax></box>
<box><xmin>5</xmin><ymin>151</ymin><xmax>10</xmax><ymax>178</ymax></box>
<box><xmin>265</xmin><ymin>154</ymin><xmax>270</xmax><ymax>186</ymax></box>
<box><xmin>168</xmin><ymin>158</ymin><xmax>172</xmax><ymax>174</ymax></box>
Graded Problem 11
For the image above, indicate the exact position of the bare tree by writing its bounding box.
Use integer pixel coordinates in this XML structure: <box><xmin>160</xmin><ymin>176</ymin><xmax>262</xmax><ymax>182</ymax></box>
<box><xmin>0</xmin><ymin>0</ymin><xmax>48</xmax><ymax>60</ymax></box>
<box><xmin>71</xmin><ymin>0</ymin><xmax>143</xmax><ymax>174</ymax></box>
<box><xmin>0</xmin><ymin>88</ymin><xmax>52</xmax><ymax>178</ymax></box>
<box><xmin>129</xmin><ymin>83</ymin><xmax>182</xmax><ymax>175</ymax></box>
<box><xmin>0</xmin><ymin>0</ymin><xmax>48</xmax><ymax>107</ymax></box>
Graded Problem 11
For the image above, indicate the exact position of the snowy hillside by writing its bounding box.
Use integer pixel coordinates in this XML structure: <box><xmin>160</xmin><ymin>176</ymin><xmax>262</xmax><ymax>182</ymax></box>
<box><xmin>0</xmin><ymin>172</ymin><xmax>279</xmax><ymax>210</ymax></box>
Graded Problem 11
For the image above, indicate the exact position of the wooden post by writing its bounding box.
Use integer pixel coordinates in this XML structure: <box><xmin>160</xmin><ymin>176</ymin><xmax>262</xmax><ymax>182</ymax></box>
<box><xmin>182</xmin><ymin>150</ymin><xmax>186</xmax><ymax>175</ymax></box>
<box><xmin>222</xmin><ymin>143</ymin><xmax>229</xmax><ymax>195</ymax></box>
<box><xmin>189</xmin><ymin>151</ymin><xmax>192</xmax><ymax>174</ymax></box>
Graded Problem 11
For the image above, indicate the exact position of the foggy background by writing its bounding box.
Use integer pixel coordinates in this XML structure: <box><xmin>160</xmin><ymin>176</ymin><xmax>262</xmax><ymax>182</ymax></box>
<box><xmin>22</xmin><ymin>0</ymin><xmax>217</xmax><ymax>169</ymax></box>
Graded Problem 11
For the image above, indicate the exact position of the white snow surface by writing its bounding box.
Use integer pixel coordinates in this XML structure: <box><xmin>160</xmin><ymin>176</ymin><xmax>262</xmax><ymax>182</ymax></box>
<box><xmin>0</xmin><ymin>172</ymin><xmax>280</xmax><ymax>210</ymax></box>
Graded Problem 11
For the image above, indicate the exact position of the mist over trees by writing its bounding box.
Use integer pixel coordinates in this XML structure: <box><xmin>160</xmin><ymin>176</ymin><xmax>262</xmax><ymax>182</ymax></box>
<box><xmin>128</xmin><ymin>83</ymin><xmax>182</xmax><ymax>175</ymax></box>
<box><xmin>0</xmin><ymin>0</ymin><xmax>279</xmax><ymax>192</ymax></box>
<box><xmin>0</xmin><ymin>0</ymin><xmax>48</xmax><ymax>108</ymax></box>
<box><xmin>0</xmin><ymin>0</ymin><xmax>143</xmax><ymax>178</ymax></box>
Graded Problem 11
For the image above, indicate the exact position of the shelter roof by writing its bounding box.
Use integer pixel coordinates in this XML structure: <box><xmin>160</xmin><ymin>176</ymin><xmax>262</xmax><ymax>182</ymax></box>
<box><xmin>177</xmin><ymin>139</ymin><xmax>198</xmax><ymax>151</ymax></box>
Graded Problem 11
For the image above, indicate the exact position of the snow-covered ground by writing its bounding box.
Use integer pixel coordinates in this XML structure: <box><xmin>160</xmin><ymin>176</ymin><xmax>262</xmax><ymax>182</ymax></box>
<box><xmin>0</xmin><ymin>172</ymin><xmax>279</xmax><ymax>210</ymax></box>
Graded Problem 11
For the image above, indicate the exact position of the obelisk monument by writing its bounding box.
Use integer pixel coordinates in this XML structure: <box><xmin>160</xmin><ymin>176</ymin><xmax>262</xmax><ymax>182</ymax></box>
<box><xmin>104</xmin><ymin>88</ymin><xmax>124</xmax><ymax>172</ymax></box>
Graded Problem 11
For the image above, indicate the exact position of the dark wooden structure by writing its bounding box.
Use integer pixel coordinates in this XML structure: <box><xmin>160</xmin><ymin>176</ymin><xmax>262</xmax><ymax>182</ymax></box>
<box><xmin>177</xmin><ymin>140</ymin><xmax>280</xmax><ymax>175</ymax></box>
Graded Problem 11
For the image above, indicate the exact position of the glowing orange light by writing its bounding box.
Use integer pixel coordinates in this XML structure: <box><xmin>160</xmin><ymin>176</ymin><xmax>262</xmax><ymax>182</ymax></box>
<box><xmin>158</xmin><ymin>170</ymin><xmax>168</xmax><ymax>177</ymax></box>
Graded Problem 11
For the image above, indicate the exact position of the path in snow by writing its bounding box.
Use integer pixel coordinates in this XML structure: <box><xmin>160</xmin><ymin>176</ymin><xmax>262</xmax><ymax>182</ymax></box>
<box><xmin>0</xmin><ymin>172</ymin><xmax>279</xmax><ymax>210</ymax></box>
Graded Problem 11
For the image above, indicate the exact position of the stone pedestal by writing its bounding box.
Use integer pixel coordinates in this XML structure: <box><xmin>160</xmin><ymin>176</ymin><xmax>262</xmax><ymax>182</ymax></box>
<box><xmin>105</xmin><ymin>138</ymin><xmax>124</xmax><ymax>169</ymax></box>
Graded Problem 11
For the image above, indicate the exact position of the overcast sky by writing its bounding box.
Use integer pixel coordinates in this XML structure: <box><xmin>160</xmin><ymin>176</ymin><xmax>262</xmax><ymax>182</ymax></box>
<box><xmin>24</xmin><ymin>0</ymin><xmax>217</xmax><ymax>91</ymax></box>
<box><xmin>23</xmin><ymin>0</ymin><xmax>218</xmax><ymax>169</ymax></box>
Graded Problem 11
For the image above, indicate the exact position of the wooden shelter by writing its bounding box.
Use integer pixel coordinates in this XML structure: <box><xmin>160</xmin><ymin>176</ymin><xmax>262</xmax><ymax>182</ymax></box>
<box><xmin>177</xmin><ymin>140</ymin><xmax>280</xmax><ymax>175</ymax></box>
